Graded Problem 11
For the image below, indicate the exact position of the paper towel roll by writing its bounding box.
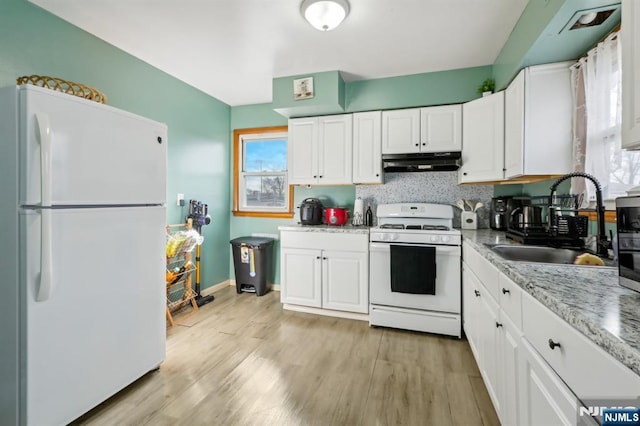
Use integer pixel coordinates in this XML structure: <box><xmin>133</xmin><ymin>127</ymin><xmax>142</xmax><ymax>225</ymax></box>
<box><xmin>353</xmin><ymin>198</ymin><xmax>364</xmax><ymax>226</ymax></box>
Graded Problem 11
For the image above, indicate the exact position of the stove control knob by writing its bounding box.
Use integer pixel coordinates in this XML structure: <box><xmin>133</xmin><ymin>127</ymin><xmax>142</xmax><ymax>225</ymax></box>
<box><xmin>389</xmin><ymin>233</ymin><xmax>398</xmax><ymax>241</ymax></box>
<box><xmin>430</xmin><ymin>235</ymin><xmax>439</xmax><ymax>243</ymax></box>
<box><xmin>441</xmin><ymin>236</ymin><xmax>450</xmax><ymax>243</ymax></box>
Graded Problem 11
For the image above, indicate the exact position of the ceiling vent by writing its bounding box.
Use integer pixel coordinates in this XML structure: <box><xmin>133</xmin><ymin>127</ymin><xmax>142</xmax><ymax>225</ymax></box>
<box><xmin>561</xmin><ymin>5</ymin><xmax>620</xmax><ymax>33</ymax></box>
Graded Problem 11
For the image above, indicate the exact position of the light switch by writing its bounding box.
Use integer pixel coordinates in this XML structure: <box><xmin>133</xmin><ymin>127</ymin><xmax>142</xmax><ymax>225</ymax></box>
<box><xmin>177</xmin><ymin>193</ymin><xmax>184</xmax><ymax>206</ymax></box>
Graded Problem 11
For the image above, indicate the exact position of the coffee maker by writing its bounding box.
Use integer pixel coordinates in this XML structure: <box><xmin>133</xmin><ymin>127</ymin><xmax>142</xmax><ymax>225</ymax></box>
<box><xmin>490</xmin><ymin>196</ymin><xmax>532</xmax><ymax>230</ymax></box>
<box><xmin>490</xmin><ymin>196</ymin><xmax>511</xmax><ymax>230</ymax></box>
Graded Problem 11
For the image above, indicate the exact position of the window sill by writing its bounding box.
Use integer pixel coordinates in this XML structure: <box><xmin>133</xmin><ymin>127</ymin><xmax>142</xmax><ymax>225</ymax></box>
<box><xmin>233</xmin><ymin>210</ymin><xmax>294</xmax><ymax>219</ymax></box>
<box><xmin>577</xmin><ymin>210</ymin><xmax>616</xmax><ymax>223</ymax></box>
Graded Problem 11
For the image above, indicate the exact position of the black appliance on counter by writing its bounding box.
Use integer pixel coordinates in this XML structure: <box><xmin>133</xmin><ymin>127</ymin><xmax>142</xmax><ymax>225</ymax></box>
<box><xmin>616</xmin><ymin>196</ymin><xmax>640</xmax><ymax>293</ymax></box>
<box><xmin>504</xmin><ymin>196</ymin><xmax>552</xmax><ymax>245</ymax></box>
<box><xmin>490</xmin><ymin>196</ymin><xmax>511</xmax><ymax>230</ymax></box>
<box><xmin>299</xmin><ymin>198</ymin><xmax>324</xmax><ymax>225</ymax></box>
<box><xmin>504</xmin><ymin>194</ymin><xmax>587</xmax><ymax>248</ymax></box>
<box><xmin>506</xmin><ymin>196</ymin><xmax>531</xmax><ymax>230</ymax></box>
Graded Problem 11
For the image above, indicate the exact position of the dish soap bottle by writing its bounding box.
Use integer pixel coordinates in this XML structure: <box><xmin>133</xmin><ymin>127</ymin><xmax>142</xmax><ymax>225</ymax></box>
<box><xmin>365</xmin><ymin>205</ymin><xmax>373</xmax><ymax>227</ymax></box>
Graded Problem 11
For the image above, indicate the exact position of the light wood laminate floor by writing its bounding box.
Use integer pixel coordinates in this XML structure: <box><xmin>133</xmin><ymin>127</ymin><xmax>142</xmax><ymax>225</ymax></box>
<box><xmin>75</xmin><ymin>286</ymin><xmax>499</xmax><ymax>426</ymax></box>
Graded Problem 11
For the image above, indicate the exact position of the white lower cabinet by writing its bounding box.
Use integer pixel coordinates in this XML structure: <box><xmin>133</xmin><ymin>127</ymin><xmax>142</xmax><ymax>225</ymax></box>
<box><xmin>280</xmin><ymin>248</ymin><xmax>322</xmax><ymax>308</ymax></box>
<box><xmin>462</xmin><ymin>261</ymin><xmax>506</xmax><ymax>421</ymax></box>
<box><xmin>463</xmin><ymin>243</ymin><xmax>640</xmax><ymax>426</ymax></box>
<box><xmin>322</xmin><ymin>250</ymin><xmax>368</xmax><ymax>312</ymax></box>
<box><xmin>280</xmin><ymin>231</ymin><xmax>369</xmax><ymax>315</ymax></box>
<box><xmin>519</xmin><ymin>338</ymin><xmax>579</xmax><ymax>426</ymax></box>
<box><xmin>500</xmin><ymin>314</ymin><xmax>521</xmax><ymax>426</ymax></box>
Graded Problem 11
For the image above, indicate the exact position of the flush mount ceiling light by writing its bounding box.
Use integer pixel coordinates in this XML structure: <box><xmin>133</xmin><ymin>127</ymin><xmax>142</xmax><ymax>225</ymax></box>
<box><xmin>561</xmin><ymin>6</ymin><xmax>619</xmax><ymax>32</ymax></box>
<box><xmin>301</xmin><ymin>0</ymin><xmax>350</xmax><ymax>31</ymax></box>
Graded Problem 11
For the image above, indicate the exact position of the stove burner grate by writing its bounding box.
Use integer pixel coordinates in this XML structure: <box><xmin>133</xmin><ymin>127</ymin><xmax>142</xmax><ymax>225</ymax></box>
<box><xmin>423</xmin><ymin>225</ymin><xmax>450</xmax><ymax>231</ymax></box>
<box><xmin>378</xmin><ymin>224</ymin><xmax>452</xmax><ymax>231</ymax></box>
<box><xmin>380</xmin><ymin>224</ymin><xmax>405</xmax><ymax>229</ymax></box>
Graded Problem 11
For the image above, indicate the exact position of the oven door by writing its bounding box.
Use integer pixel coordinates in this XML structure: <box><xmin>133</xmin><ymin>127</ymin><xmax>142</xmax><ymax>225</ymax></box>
<box><xmin>369</xmin><ymin>242</ymin><xmax>461</xmax><ymax>313</ymax></box>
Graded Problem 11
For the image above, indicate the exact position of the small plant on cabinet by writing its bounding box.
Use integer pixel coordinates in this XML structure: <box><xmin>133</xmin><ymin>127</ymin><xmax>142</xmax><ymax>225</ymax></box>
<box><xmin>477</xmin><ymin>78</ymin><xmax>495</xmax><ymax>95</ymax></box>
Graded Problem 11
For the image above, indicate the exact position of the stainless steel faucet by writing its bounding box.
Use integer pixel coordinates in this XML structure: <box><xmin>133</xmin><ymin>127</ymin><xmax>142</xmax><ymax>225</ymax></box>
<box><xmin>549</xmin><ymin>172</ymin><xmax>610</xmax><ymax>257</ymax></box>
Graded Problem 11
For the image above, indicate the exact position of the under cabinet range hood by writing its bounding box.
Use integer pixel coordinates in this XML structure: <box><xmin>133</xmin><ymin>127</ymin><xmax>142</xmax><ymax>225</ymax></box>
<box><xmin>382</xmin><ymin>152</ymin><xmax>461</xmax><ymax>172</ymax></box>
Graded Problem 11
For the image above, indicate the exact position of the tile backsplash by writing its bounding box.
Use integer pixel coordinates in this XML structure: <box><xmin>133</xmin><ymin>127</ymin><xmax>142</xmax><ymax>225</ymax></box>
<box><xmin>355</xmin><ymin>172</ymin><xmax>494</xmax><ymax>228</ymax></box>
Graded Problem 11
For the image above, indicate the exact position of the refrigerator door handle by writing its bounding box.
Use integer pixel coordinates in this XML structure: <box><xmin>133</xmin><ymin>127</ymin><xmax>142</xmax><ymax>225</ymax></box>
<box><xmin>37</xmin><ymin>209</ymin><xmax>53</xmax><ymax>302</ymax></box>
<box><xmin>35</xmin><ymin>113</ymin><xmax>52</xmax><ymax>207</ymax></box>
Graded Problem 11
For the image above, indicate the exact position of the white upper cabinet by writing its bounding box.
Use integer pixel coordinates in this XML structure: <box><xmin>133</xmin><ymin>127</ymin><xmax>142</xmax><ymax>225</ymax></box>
<box><xmin>288</xmin><ymin>117</ymin><xmax>318</xmax><ymax>185</ymax></box>
<box><xmin>353</xmin><ymin>111</ymin><xmax>383</xmax><ymax>184</ymax></box>
<box><xmin>382</xmin><ymin>105</ymin><xmax>461</xmax><ymax>154</ymax></box>
<box><xmin>288</xmin><ymin>114</ymin><xmax>353</xmax><ymax>185</ymax></box>
<box><xmin>622</xmin><ymin>0</ymin><xmax>640</xmax><ymax>149</ymax></box>
<box><xmin>459</xmin><ymin>92</ymin><xmax>505</xmax><ymax>183</ymax></box>
<box><xmin>318</xmin><ymin>115</ymin><xmax>353</xmax><ymax>184</ymax></box>
<box><xmin>382</xmin><ymin>108</ymin><xmax>421</xmax><ymax>154</ymax></box>
<box><xmin>504</xmin><ymin>62</ymin><xmax>573</xmax><ymax>179</ymax></box>
<box><xmin>420</xmin><ymin>105</ymin><xmax>462</xmax><ymax>152</ymax></box>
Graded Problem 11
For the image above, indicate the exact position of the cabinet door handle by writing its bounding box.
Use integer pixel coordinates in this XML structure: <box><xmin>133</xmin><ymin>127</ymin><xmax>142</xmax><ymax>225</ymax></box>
<box><xmin>322</xmin><ymin>257</ymin><xmax>327</xmax><ymax>260</ymax></box>
<box><xmin>313</xmin><ymin>175</ymin><xmax>317</xmax><ymax>178</ymax></box>
<box><xmin>414</xmin><ymin>143</ymin><xmax>419</xmax><ymax>147</ymax></box>
<box><xmin>495</xmin><ymin>322</ymin><xmax>503</xmax><ymax>328</ymax></box>
<box><xmin>376</xmin><ymin>173</ymin><xmax>379</xmax><ymax>177</ymax></box>
<box><xmin>463</xmin><ymin>172</ymin><xmax>468</xmax><ymax>176</ymax></box>
<box><xmin>548</xmin><ymin>339</ymin><xmax>561</xmax><ymax>350</ymax></box>
<box><xmin>319</xmin><ymin>175</ymin><xmax>323</xmax><ymax>178</ymax></box>
<box><xmin>474</xmin><ymin>290</ymin><xmax>480</xmax><ymax>297</ymax></box>
<box><xmin>502</xmin><ymin>288</ymin><xmax>510</xmax><ymax>295</ymax></box>
<box><xmin>422</xmin><ymin>142</ymin><xmax>426</xmax><ymax>146</ymax></box>
<box><xmin>316</xmin><ymin>256</ymin><xmax>320</xmax><ymax>259</ymax></box>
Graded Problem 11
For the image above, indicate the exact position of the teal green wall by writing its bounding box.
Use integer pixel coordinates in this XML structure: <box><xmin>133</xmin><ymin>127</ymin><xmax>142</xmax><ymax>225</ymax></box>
<box><xmin>273</xmin><ymin>71</ymin><xmax>346</xmax><ymax>118</ymax></box>
<box><xmin>345</xmin><ymin>66</ymin><xmax>493</xmax><ymax>112</ymax></box>
<box><xmin>493</xmin><ymin>0</ymin><xmax>566</xmax><ymax>90</ymax></box>
<box><xmin>494</xmin><ymin>0</ymin><xmax>620</xmax><ymax>90</ymax></box>
<box><xmin>1</xmin><ymin>0</ymin><xmax>232</xmax><ymax>289</ymax></box>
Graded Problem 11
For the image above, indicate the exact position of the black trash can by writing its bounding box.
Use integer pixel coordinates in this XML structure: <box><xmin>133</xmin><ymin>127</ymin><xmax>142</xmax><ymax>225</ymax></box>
<box><xmin>230</xmin><ymin>237</ymin><xmax>275</xmax><ymax>296</ymax></box>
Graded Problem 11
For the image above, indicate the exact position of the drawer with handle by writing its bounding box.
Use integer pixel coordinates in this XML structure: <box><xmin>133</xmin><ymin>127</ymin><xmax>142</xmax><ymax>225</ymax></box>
<box><xmin>498</xmin><ymin>273</ymin><xmax>522</xmax><ymax>329</ymax></box>
<box><xmin>463</xmin><ymin>244</ymin><xmax>500</xmax><ymax>300</ymax></box>
<box><xmin>521</xmin><ymin>291</ymin><xmax>640</xmax><ymax>399</ymax></box>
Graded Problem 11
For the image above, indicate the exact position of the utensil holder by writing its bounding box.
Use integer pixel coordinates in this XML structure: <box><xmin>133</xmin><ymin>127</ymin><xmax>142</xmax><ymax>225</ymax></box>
<box><xmin>461</xmin><ymin>212</ymin><xmax>478</xmax><ymax>230</ymax></box>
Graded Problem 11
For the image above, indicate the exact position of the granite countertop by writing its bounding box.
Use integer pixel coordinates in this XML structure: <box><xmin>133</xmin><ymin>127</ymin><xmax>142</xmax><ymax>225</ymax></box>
<box><xmin>462</xmin><ymin>229</ymin><xmax>640</xmax><ymax>376</ymax></box>
<box><xmin>278</xmin><ymin>224</ymin><xmax>371</xmax><ymax>234</ymax></box>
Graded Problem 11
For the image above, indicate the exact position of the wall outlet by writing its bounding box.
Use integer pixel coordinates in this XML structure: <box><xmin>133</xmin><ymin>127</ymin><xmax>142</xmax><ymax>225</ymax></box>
<box><xmin>177</xmin><ymin>193</ymin><xmax>184</xmax><ymax>206</ymax></box>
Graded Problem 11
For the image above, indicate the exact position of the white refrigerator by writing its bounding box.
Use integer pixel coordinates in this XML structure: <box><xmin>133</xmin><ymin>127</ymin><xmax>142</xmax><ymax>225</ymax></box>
<box><xmin>0</xmin><ymin>85</ymin><xmax>167</xmax><ymax>425</ymax></box>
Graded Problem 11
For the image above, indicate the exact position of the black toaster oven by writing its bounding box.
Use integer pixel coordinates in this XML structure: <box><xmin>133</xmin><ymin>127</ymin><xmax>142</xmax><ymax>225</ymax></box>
<box><xmin>616</xmin><ymin>196</ymin><xmax>640</xmax><ymax>292</ymax></box>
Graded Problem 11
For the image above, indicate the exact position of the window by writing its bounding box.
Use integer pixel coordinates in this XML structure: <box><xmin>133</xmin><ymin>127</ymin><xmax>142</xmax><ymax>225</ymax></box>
<box><xmin>233</xmin><ymin>126</ymin><xmax>293</xmax><ymax>217</ymax></box>
<box><xmin>572</xmin><ymin>30</ymin><xmax>640</xmax><ymax>204</ymax></box>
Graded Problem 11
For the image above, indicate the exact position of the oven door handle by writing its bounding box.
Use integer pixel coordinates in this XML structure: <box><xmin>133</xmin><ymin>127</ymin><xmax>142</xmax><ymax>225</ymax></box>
<box><xmin>370</xmin><ymin>242</ymin><xmax>391</xmax><ymax>252</ymax></box>
<box><xmin>369</xmin><ymin>242</ymin><xmax>461</xmax><ymax>255</ymax></box>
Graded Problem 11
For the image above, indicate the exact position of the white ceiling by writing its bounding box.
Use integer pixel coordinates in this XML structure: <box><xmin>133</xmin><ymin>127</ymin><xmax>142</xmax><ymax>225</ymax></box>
<box><xmin>29</xmin><ymin>0</ymin><xmax>529</xmax><ymax>106</ymax></box>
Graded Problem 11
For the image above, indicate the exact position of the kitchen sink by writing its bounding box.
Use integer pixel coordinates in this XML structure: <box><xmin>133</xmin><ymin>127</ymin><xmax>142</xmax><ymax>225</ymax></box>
<box><xmin>484</xmin><ymin>244</ymin><xmax>611</xmax><ymax>266</ymax></box>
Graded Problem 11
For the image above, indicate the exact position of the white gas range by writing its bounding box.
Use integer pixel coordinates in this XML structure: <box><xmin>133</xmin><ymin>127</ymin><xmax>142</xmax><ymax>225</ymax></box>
<box><xmin>369</xmin><ymin>203</ymin><xmax>462</xmax><ymax>337</ymax></box>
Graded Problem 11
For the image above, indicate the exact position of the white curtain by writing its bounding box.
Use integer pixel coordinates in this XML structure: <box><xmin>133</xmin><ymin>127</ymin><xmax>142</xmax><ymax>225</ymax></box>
<box><xmin>570</xmin><ymin>31</ymin><xmax>621</xmax><ymax>206</ymax></box>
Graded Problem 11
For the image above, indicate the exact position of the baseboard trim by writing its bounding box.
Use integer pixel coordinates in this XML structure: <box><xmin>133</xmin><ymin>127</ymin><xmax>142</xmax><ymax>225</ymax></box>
<box><xmin>201</xmin><ymin>280</ymin><xmax>280</xmax><ymax>296</ymax></box>
<box><xmin>201</xmin><ymin>280</ymin><xmax>232</xmax><ymax>295</ymax></box>
<box><xmin>283</xmin><ymin>304</ymin><xmax>369</xmax><ymax>322</ymax></box>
